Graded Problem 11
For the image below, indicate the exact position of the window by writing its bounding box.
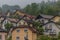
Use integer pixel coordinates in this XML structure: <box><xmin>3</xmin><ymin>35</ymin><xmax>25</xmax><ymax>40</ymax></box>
<box><xmin>24</xmin><ymin>35</ymin><xmax>28</xmax><ymax>40</ymax></box>
<box><xmin>16</xmin><ymin>36</ymin><xmax>20</xmax><ymax>40</ymax></box>
<box><xmin>24</xmin><ymin>22</ymin><xmax>25</xmax><ymax>25</ymax></box>
<box><xmin>5</xmin><ymin>20</ymin><xmax>7</xmax><ymax>23</ymax></box>
<box><xmin>49</xmin><ymin>24</ymin><xmax>52</xmax><ymax>30</ymax></box>
<box><xmin>21</xmin><ymin>22</ymin><xmax>24</xmax><ymax>25</ymax></box>
<box><xmin>49</xmin><ymin>24</ymin><xmax>52</xmax><ymax>27</ymax></box>
<box><xmin>24</xmin><ymin>28</ymin><xmax>28</xmax><ymax>32</ymax></box>
<box><xmin>0</xmin><ymin>35</ymin><xmax>2</xmax><ymax>40</ymax></box>
<box><xmin>53</xmin><ymin>30</ymin><xmax>56</xmax><ymax>33</ymax></box>
<box><xmin>41</xmin><ymin>20</ymin><xmax>44</xmax><ymax>23</ymax></box>
<box><xmin>45</xmin><ymin>29</ymin><xmax>49</xmax><ymax>32</ymax></box>
<box><xmin>17</xmin><ymin>29</ymin><xmax>20</xmax><ymax>32</ymax></box>
<box><xmin>30</xmin><ymin>24</ymin><xmax>33</xmax><ymax>27</ymax></box>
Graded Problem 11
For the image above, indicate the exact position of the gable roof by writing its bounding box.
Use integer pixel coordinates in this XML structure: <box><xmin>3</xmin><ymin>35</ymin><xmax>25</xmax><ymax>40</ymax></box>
<box><xmin>40</xmin><ymin>14</ymin><xmax>53</xmax><ymax>19</ymax></box>
<box><xmin>36</xmin><ymin>14</ymin><xmax>54</xmax><ymax>20</ymax></box>
<box><xmin>17</xmin><ymin>18</ymin><xmax>34</xmax><ymax>26</ymax></box>
<box><xmin>7</xmin><ymin>18</ymin><xmax>19</xmax><ymax>23</ymax></box>
<box><xmin>14</xmin><ymin>10</ymin><xmax>36</xmax><ymax>19</ymax></box>
<box><xmin>0</xmin><ymin>16</ymin><xmax>7</xmax><ymax>23</ymax></box>
<box><xmin>49</xmin><ymin>15</ymin><xmax>60</xmax><ymax>21</ymax></box>
<box><xmin>0</xmin><ymin>16</ymin><xmax>20</xmax><ymax>23</ymax></box>
<box><xmin>10</xmin><ymin>25</ymin><xmax>37</xmax><ymax>33</ymax></box>
<box><xmin>42</xmin><ymin>21</ymin><xmax>60</xmax><ymax>26</ymax></box>
<box><xmin>42</xmin><ymin>21</ymin><xmax>55</xmax><ymax>26</ymax></box>
<box><xmin>0</xmin><ymin>28</ymin><xmax>7</xmax><ymax>33</ymax></box>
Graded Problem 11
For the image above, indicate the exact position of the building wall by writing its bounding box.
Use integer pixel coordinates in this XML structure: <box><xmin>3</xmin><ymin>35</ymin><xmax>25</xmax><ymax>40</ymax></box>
<box><xmin>12</xmin><ymin>28</ymin><xmax>37</xmax><ymax>40</ymax></box>
<box><xmin>15</xmin><ymin>11</ymin><xmax>25</xmax><ymax>16</ymax></box>
<box><xmin>32</xmin><ymin>33</ymin><xmax>37</xmax><ymax>40</ymax></box>
<box><xmin>28</xmin><ymin>28</ymin><xmax>33</xmax><ymax>40</ymax></box>
<box><xmin>43</xmin><ymin>23</ymin><xmax>60</xmax><ymax>36</ymax></box>
<box><xmin>40</xmin><ymin>18</ymin><xmax>48</xmax><ymax>24</ymax></box>
<box><xmin>53</xmin><ymin>16</ymin><xmax>60</xmax><ymax>22</ymax></box>
<box><xmin>2</xmin><ymin>19</ymin><xmax>11</xmax><ymax>29</ymax></box>
<box><xmin>0</xmin><ymin>33</ymin><xmax>7</xmax><ymax>40</ymax></box>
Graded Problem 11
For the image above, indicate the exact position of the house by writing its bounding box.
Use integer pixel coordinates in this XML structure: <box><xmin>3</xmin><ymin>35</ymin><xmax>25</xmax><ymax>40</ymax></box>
<box><xmin>8</xmin><ymin>19</ymin><xmax>34</xmax><ymax>39</ymax></box>
<box><xmin>35</xmin><ymin>14</ymin><xmax>53</xmax><ymax>24</ymax></box>
<box><xmin>0</xmin><ymin>16</ymin><xmax>7</xmax><ymax>29</ymax></box>
<box><xmin>17</xmin><ymin>18</ymin><xmax>33</xmax><ymax>27</ymax></box>
<box><xmin>2</xmin><ymin>18</ymin><xmax>20</xmax><ymax>29</ymax></box>
<box><xmin>7</xmin><ymin>18</ymin><xmax>19</xmax><ymax>26</ymax></box>
<box><xmin>17</xmin><ymin>19</ymin><xmax>28</xmax><ymax>26</ymax></box>
<box><xmin>50</xmin><ymin>15</ymin><xmax>60</xmax><ymax>23</ymax></box>
<box><xmin>1</xmin><ymin>17</ymin><xmax>12</xmax><ymax>29</ymax></box>
<box><xmin>14</xmin><ymin>10</ymin><xmax>36</xmax><ymax>19</ymax></box>
<box><xmin>42</xmin><ymin>21</ymin><xmax>60</xmax><ymax>36</ymax></box>
<box><xmin>14</xmin><ymin>10</ymin><xmax>26</xmax><ymax>16</ymax></box>
<box><xmin>0</xmin><ymin>28</ymin><xmax>7</xmax><ymax>40</ymax></box>
<box><xmin>10</xmin><ymin>25</ymin><xmax>37</xmax><ymax>40</ymax></box>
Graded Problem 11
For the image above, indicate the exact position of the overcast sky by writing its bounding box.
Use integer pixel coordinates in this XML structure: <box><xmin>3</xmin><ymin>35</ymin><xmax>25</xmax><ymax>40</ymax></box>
<box><xmin>0</xmin><ymin>0</ymin><xmax>57</xmax><ymax>8</ymax></box>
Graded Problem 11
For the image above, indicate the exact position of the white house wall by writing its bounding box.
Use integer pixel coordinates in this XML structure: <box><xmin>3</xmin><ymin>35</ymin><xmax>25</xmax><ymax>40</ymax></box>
<box><xmin>43</xmin><ymin>23</ymin><xmax>60</xmax><ymax>36</ymax></box>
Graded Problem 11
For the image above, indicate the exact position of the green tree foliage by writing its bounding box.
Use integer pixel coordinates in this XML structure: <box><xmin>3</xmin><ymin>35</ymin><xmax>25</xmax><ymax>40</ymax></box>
<box><xmin>24</xmin><ymin>3</ymin><xmax>39</xmax><ymax>16</ymax></box>
<box><xmin>24</xmin><ymin>0</ymin><xmax>60</xmax><ymax>16</ymax></box>
<box><xmin>24</xmin><ymin>5</ymin><xmax>31</xmax><ymax>14</ymax></box>
<box><xmin>33</xmin><ymin>21</ymin><xmax>44</xmax><ymax>35</ymax></box>
<box><xmin>5</xmin><ymin>23</ymin><xmax>13</xmax><ymax>31</ymax></box>
<box><xmin>7</xmin><ymin>36</ymin><xmax>12</xmax><ymax>40</ymax></box>
<box><xmin>37</xmin><ymin>35</ymin><xmax>51</xmax><ymax>40</ymax></box>
<box><xmin>37</xmin><ymin>35</ymin><xmax>58</xmax><ymax>40</ymax></box>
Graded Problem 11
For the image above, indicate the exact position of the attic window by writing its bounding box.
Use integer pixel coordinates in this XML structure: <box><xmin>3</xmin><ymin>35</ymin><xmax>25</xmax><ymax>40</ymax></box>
<box><xmin>23</xmin><ymin>22</ymin><xmax>25</xmax><ymax>25</ymax></box>
<box><xmin>30</xmin><ymin>24</ymin><xmax>33</xmax><ymax>27</ymax></box>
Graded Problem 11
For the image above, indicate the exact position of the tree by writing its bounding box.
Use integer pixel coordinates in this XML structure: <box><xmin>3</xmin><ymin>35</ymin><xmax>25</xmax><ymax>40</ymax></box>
<box><xmin>58</xmin><ymin>32</ymin><xmax>60</xmax><ymax>40</ymax></box>
<box><xmin>7</xmin><ymin>36</ymin><xmax>12</xmax><ymax>40</ymax></box>
<box><xmin>24</xmin><ymin>3</ymin><xmax>39</xmax><ymax>16</ymax></box>
<box><xmin>24</xmin><ymin>5</ymin><xmax>31</xmax><ymax>14</ymax></box>
<box><xmin>24</xmin><ymin>0</ymin><xmax>60</xmax><ymax>16</ymax></box>
<box><xmin>30</xmin><ymin>3</ymin><xmax>39</xmax><ymax>15</ymax></box>
<box><xmin>33</xmin><ymin>21</ymin><xmax>44</xmax><ymax>35</ymax></box>
<box><xmin>37</xmin><ymin>35</ymin><xmax>51</xmax><ymax>40</ymax></box>
<box><xmin>5</xmin><ymin>23</ymin><xmax>13</xmax><ymax>31</ymax></box>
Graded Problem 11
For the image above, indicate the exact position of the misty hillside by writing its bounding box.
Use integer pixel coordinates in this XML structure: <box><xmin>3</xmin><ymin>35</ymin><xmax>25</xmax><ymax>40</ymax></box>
<box><xmin>0</xmin><ymin>4</ymin><xmax>21</xmax><ymax>14</ymax></box>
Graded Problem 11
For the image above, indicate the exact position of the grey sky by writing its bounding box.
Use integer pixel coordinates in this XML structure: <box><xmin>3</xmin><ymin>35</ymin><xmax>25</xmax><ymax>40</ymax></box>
<box><xmin>0</xmin><ymin>0</ymin><xmax>57</xmax><ymax>8</ymax></box>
